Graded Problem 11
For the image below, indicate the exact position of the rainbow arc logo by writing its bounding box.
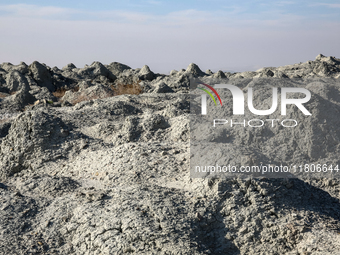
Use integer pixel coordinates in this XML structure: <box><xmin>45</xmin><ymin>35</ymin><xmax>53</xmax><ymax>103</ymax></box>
<box><xmin>198</xmin><ymin>83</ymin><xmax>223</xmax><ymax>106</ymax></box>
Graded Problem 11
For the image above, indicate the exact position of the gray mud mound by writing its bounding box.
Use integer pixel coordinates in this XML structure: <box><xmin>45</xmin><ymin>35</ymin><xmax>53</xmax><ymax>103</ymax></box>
<box><xmin>1</xmin><ymin>55</ymin><xmax>340</xmax><ymax>254</ymax></box>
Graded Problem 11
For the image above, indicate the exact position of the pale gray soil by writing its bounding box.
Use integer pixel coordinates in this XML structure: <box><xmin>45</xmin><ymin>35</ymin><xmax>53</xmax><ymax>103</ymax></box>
<box><xmin>0</xmin><ymin>54</ymin><xmax>340</xmax><ymax>254</ymax></box>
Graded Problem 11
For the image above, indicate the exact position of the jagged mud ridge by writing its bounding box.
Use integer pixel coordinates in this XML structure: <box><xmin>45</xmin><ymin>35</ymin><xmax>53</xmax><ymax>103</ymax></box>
<box><xmin>0</xmin><ymin>54</ymin><xmax>340</xmax><ymax>254</ymax></box>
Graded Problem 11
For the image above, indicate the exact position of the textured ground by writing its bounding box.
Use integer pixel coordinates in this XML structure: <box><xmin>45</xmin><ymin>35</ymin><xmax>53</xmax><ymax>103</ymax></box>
<box><xmin>1</xmin><ymin>54</ymin><xmax>340</xmax><ymax>254</ymax></box>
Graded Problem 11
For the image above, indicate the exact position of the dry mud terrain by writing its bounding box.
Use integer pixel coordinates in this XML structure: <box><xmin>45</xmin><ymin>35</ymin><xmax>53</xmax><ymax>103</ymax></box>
<box><xmin>1</xmin><ymin>54</ymin><xmax>340</xmax><ymax>254</ymax></box>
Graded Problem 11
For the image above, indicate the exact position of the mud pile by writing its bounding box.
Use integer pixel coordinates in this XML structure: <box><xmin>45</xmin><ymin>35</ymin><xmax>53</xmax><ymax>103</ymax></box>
<box><xmin>0</xmin><ymin>55</ymin><xmax>340</xmax><ymax>254</ymax></box>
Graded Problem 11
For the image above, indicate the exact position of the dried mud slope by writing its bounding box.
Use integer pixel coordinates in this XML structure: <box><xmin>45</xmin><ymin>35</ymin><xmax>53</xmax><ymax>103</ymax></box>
<box><xmin>0</xmin><ymin>55</ymin><xmax>340</xmax><ymax>254</ymax></box>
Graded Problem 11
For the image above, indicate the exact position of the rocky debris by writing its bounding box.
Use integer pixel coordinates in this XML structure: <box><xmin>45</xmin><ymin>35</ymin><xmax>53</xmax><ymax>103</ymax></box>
<box><xmin>77</xmin><ymin>61</ymin><xmax>116</xmax><ymax>82</ymax></box>
<box><xmin>138</xmin><ymin>65</ymin><xmax>155</xmax><ymax>81</ymax></box>
<box><xmin>60</xmin><ymin>67</ymin><xmax>82</xmax><ymax>81</ymax></box>
<box><xmin>17</xmin><ymin>175</ymin><xmax>80</xmax><ymax>197</ymax></box>
<box><xmin>152</xmin><ymin>73</ymin><xmax>190</xmax><ymax>93</ymax></box>
<box><xmin>230</xmin><ymin>54</ymin><xmax>340</xmax><ymax>79</ymax></box>
<box><xmin>62</xmin><ymin>63</ymin><xmax>76</xmax><ymax>71</ymax></box>
<box><xmin>0</xmin><ymin>55</ymin><xmax>340</xmax><ymax>254</ymax></box>
<box><xmin>76</xmin><ymin>80</ymin><xmax>92</xmax><ymax>91</ymax></box>
<box><xmin>185</xmin><ymin>63</ymin><xmax>206</xmax><ymax>77</ymax></box>
<box><xmin>0</xmin><ymin>110</ymin><xmax>75</xmax><ymax>179</ymax></box>
<box><xmin>232</xmin><ymin>71</ymin><xmax>256</xmax><ymax>79</ymax></box>
<box><xmin>211</xmin><ymin>70</ymin><xmax>227</xmax><ymax>79</ymax></box>
<box><xmin>29</xmin><ymin>61</ymin><xmax>54</xmax><ymax>91</ymax></box>
<box><xmin>24</xmin><ymin>100</ymin><xmax>52</xmax><ymax>110</ymax></box>
<box><xmin>9</xmin><ymin>84</ymin><xmax>36</xmax><ymax>109</ymax></box>
<box><xmin>0</xmin><ymin>122</ymin><xmax>11</xmax><ymax>138</ymax></box>
<box><xmin>1</xmin><ymin>82</ymin><xmax>35</xmax><ymax>112</ymax></box>
<box><xmin>62</xmin><ymin>84</ymin><xmax>115</xmax><ymax>105</ymax></box>
<box><xmin>114</xmin><ymin>72</ymin><xmax>141</xmax><ymax>87</ymax></box>
<box><xmin>106</xmin><ymin>62</ymin><xmax>132</xmax><ymax>76</ymax></box>
<box><xmin>0</xmin><ymin>62</ymin><xmax>29</xmax><ymax>74</ymax></box>
<box><xmin>273</xmin><ymin>70</ymin><xmax>289</xmax><ymax>78</ymax></box>
<box><xmin>170</xmin><ymin>69</ymin><xmax>178</xmax><ymax>76</ymax></box>
<box><xmin>29</xmin><ymin>86</ymin><xmax>57</xmax><ymax>102</ymax></box>
<box><xmin>254</xmin><ymin>67</ymin><xmax>275</xmax><ymax>78</ymax></box>
<box><xmin>139</xmin><ymin>81</ymin><xmax>153</xmax><ymax>93</ymax></box>
<box><xmin>152</xmin><ymin>81</ymin><xmax>174</xmax><ymax>93</ymax></box>
<box><xmin>4</xmin><ymin>70</ymin><xmax>29</xmax><ymax>92</ymax></box>
<box><xmin>0</xmin><ymin>92</ymin><xmax>10</xmax><ymax>97</ymax></box>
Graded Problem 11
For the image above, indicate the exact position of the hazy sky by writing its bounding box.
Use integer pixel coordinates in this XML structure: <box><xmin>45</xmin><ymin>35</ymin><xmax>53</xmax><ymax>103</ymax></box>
<box><xmin>0</xmin><ymin>0</ymin><xmax>339</xmax><ymax>73</ymax></box>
